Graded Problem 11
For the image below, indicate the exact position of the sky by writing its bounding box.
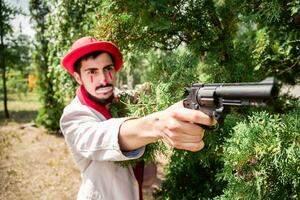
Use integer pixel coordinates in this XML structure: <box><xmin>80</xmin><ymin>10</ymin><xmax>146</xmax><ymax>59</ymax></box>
<box><xmin>7</xmin><ymin>0</ymin><xmax>35</xmax><ymax>37</ymax></box>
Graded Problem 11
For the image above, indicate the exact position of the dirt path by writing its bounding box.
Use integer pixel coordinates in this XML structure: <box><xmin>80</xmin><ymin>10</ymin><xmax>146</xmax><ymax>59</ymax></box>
<box><xmin>0</xmin><ymin>123</ymin><xmax>80</xmax><ymax>199</ymax></box>
<box><xmin>0</xmin><ymin>122</ymin><xmax>164</xmax><ymax>200</ymax></box>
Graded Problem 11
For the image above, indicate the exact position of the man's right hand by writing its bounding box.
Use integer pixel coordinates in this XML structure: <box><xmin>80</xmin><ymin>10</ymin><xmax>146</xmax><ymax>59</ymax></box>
<box><xmin>119</xmin><ymin>101</ymin><xmax>216</xmax><ymax>152</ymax></box>
<box><xmin>153</xmin><ymin>101</ymin><xmax>216</xmax><ymax>152</ymax></box>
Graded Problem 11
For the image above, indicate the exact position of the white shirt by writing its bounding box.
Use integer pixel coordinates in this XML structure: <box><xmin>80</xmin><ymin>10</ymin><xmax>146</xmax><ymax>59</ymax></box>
<box><xmin>60</xmin><ymin>96</ymin><xmax>145</xmax><ymax>200</ymax></box>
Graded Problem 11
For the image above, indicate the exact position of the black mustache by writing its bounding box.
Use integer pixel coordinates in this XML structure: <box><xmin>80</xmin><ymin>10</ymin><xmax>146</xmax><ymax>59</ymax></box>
<box><xmin>95</xmin><ymin>84</ymin><xmax>113</xmax><ymax>90</ymax></box>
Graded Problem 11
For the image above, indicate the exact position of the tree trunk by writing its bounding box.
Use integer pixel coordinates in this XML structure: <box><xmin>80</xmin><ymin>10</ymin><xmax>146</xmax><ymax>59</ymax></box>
<box><xmin>0</xmin><ymin>0</ymin><xmax>9</xmax><ymax>118</ymax></box>
<box><xmin>1</xmin><ymin>54</ymin><xmax>9</xmax><ymax>119</ymax></box>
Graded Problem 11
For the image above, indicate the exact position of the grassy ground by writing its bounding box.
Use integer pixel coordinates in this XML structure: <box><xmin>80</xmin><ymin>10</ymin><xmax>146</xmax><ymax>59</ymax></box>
<box><xmin>0</xmin><ymin>92</ymin><xmax>163</xmax><ymax>199</ymax></box>
<box><xmin>0</xmin><ymin>92</ymin><xmax>41</xmax><ymax>123</ymax></box>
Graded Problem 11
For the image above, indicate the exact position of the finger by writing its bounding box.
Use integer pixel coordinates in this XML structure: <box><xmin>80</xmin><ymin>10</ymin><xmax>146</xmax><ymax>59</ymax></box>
<box><xmin>161</xmin><ymin>131</ymin><xmax>176</xmax><ymax>148</ymax></box>
<box><xmin>165</xmin><ymin>119</ymin><xmax>205</xmax><ymax>137</ymax></box>
<box><xmin>161</xmin><ymin>137</ymin><xmax>172</xmax><ymax>148</ymax></box>
<box><xmin>176</xmin><ymin>140</ymin><xmax>205</xmax><ymax>152</ymax></box>
<box><xmin>163</xmin><ymin>129</ymin><xmax>204</xmax><ymax>143</ymax></box>
<box><xmin>171</xmin><ymin>108</ymin><xmax>215</xmax><ymax>126</ymax></box>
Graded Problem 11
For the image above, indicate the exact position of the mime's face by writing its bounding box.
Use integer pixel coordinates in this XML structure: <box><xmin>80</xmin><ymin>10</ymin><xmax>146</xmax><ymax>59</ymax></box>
<box><xmin>73</xmin><ymin>53</ymin><xmax>116</xmax><ymax>101</ymax></box>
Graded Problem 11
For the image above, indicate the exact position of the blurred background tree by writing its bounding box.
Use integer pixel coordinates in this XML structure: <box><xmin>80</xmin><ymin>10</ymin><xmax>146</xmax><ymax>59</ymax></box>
<box><xmin>0</xmin><ymin>0</ymin><xmax>31</xmax><ymax>119</ymax></box>
<box><xmin>0</xmin><ymin>0</ymin><xmax>17</xmax><ymax>119</ymax></box>
<box><xmin>6</xmin><ymin>28</ymin><xmax>32</xmax><ymax>94</ymax></box>
<box><xmin>29</xmin><ymin>0</ymin><xmax>62</xmax><ymax>131</ymax></box>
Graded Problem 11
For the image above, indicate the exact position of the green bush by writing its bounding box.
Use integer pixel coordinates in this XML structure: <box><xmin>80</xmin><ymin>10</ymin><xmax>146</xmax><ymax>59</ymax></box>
<box><xmin>217</xmin><ymin>106</ymin><xmax>300</xmax><ymax>199</ymax></box>
<box><xmin>154</xmin><ymin>103</ymin><xmax>300</xmax><ymax>200</ymax></box>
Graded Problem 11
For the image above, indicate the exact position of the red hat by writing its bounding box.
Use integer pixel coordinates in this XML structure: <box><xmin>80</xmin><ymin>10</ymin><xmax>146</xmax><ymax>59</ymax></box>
<box><xmin>61</xmin><ymin>36</ymin><xmax>123</xmax><ymax>75</ymax></box>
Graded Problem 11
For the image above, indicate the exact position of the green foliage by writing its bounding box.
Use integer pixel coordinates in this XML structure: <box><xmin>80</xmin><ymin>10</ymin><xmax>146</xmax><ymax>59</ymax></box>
<box><xmin>6</xmin><ymin>70</ymin><xmax>28</xmax><ymax>96</ymax></box>
<box><xmin>0</xmin><ymin>34</ymin><xmax>32</xmax><ymax>97</ymax></box>
<box><xmin>95</xmin><ymin>0</ymin><xmax>220</xmax><ymax>52</ymax></box>
<box><xmin>30</xmin><ymin>0</ymin><xmax>63</xmax><ymax>131</ymax></box>
<box><xmin>5</xmin><ymin>34</ymin><xmax>32</xmax><ymax>96</ymax></box>
<box><xmin>238</xmin><ymin>0</ymin><xmax>300</xmax><ymax>84</ymax></box>
<box><xmin>0</xmin><ymin>0</ymin><xmax>26</xmax><ymax>119</ymax></box>
<box><xmin>95</xmin><ymin>0</ymin><xmax>300</xmax><ymax>85</ymax></box>
<box><xmin>0</xmin><ymin>0</ymin><xmax>19</xmax><ymax>36</ymax></box>
<box><xmin>217</xmin><ymin>105</ymin><xmax>300</xmax><ymax>199</ymax></box>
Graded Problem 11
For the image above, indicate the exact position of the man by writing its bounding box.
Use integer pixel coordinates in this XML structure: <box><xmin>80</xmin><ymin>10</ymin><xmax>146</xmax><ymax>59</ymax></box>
<box><xmin>60</xmin><ymin>36</ymin><xmax>215</xmax><ymax>200</ymax></box>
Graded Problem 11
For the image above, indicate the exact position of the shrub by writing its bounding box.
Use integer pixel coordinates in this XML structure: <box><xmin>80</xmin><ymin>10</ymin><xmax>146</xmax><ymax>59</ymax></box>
<box><xmin>217</xmin><ymin>105</ymin><xmax>300</xmax><ymax>199</ymax></box>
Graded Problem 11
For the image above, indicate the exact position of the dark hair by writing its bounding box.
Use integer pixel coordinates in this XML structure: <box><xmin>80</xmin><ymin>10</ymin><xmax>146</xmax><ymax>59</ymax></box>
<box><xmin>73</xmin><ymin>51</ymin><xmax>115</xmax><ymax>75</ymax></box>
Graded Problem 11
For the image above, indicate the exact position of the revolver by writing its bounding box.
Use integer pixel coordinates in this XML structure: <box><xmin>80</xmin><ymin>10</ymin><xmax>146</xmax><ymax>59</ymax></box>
<box><xmin>183</xmin><ymin>77</ymin><xmax>278</xmax><ymax>123</ymax></box>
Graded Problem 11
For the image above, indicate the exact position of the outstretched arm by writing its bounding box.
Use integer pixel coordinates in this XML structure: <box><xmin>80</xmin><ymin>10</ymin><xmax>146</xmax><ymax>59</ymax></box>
<box><xmin>118</xmin><ymin>101</ymin><xmax>216</xmax><ymax>152</ymax></box>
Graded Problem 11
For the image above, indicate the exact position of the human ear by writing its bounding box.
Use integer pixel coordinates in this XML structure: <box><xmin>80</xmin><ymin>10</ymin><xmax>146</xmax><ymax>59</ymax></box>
<box><xmin>73</xmin><ymin>72</ymin><xmax>83</xmax><ymax>85</ymax></box>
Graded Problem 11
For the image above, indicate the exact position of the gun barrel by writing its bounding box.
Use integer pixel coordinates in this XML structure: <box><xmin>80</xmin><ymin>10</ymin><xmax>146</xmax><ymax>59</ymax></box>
<box><xmin>215</xmin><ymin>84</ymin><xmax>277</xmax><ymax>98</ymax></box>
<box><xmin>207</xmin><ymin>77</ymin><xmax>278</xmax><ymax>99</ymax></box>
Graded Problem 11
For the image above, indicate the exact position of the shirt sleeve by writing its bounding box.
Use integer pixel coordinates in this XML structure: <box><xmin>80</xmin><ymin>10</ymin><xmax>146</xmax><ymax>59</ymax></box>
<box><xmin>60</xmin><ymin>104</ymin><xmax>145</xmax><ymax>162</ymax></box>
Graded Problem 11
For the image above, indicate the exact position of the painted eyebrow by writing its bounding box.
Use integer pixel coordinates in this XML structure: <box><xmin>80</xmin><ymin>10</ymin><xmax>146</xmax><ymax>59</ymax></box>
<box><xmin>83</xmin><ymin>64</ymin><xmax>114</xmax><ymax>72</ymax></box>
<box><xmin>84</xmin><ymin>67</ymin><xmax>98</xmax><ymax>72</ymax></box>
<box><xmin>103</xmin><ymin>64</ymin><xmax>114</xmax><ymax>69</ymax></box>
